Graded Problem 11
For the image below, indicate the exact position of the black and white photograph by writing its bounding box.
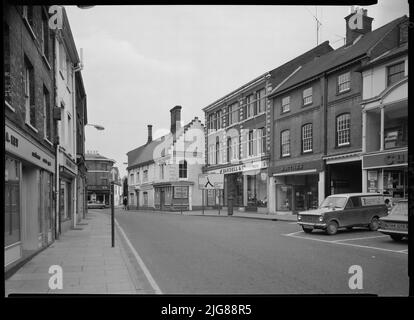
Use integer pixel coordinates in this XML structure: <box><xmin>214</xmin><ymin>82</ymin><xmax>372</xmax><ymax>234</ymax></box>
<box><xmin>3</xmin><ymin>0</ymin><xmax>412</xmax><ymax>305</ymax></box>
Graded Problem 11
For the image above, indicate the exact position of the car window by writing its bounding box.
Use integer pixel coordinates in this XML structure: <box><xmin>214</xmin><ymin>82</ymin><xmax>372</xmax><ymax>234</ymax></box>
<box><xmin>345</xmin><ymin>197</ymin><xmax>360</xmax><ymax>208</ymax></box>
<box><xmin>390</xmin><ymin>202</ymin><xmax>408</xmax><ymax>216</ymax></box>
<box><xmin>320</xmin><ymin>196</ymin><xmax>347</xmax><ymax>209</ymax></box>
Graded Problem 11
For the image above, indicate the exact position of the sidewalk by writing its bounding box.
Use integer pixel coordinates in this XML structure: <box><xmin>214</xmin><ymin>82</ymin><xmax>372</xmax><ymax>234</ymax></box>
<box><xmin>5</xmin><ymin>211</ymin><xmax>155</xmax><ymax>295</ymax></box>
<box><xmin>127</xmin><ymin>208</ymin><xmax>298</xmax><ymax>222</ymax></box>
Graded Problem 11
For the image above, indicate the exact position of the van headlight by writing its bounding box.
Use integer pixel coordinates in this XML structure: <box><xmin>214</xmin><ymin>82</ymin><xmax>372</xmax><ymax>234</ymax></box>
<box><xmin>297</xmin><ymin>215</ymin><xmax>302</xmax><ymax>221</ymax></box>
<box><xmin>318</xmin><ymin>216</ymin><xmax>324</xmax><ymax>222</ymax></box>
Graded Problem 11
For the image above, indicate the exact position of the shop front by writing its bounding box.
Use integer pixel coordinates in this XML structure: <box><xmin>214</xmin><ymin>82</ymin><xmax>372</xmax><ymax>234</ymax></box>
<box><xmin>154</xmin><ymin>182</ymin><xmax>193</xmax><ymax>211</ymax></box>
<box><xmin>272</xmin><ymin>160</ymin><xmax>324</xmax><ymax>213</ymax></box>
<box><xmin>5</xmin><ymin>123</ymin><xmax>55</xmax><ymax>269</ymax></box>
<box><xmin>207</xmin><ymin>159</ymin><xmax>269</xmax><ymax>212</ymax></box>
<box><xmin>59</xmin><ymin>154</ymin><xmax>78</xmax><ymax>234</ymax></box>
<box><xmin>362</xmin><ymin>148</ymin><xmax>408</xmax><ymax>200</ymax></box>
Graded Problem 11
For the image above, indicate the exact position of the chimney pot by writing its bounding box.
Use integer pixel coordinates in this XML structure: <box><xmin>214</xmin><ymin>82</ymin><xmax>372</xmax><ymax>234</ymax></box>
<box><xmin>147</xmin><ymin>125</ymin><xmax>153</xmax><ymax>143</ymax></box>
<box><xmin>344</xmin><ymin>9</ymin><xmax>373</xmax><ymax>46</ymax></box>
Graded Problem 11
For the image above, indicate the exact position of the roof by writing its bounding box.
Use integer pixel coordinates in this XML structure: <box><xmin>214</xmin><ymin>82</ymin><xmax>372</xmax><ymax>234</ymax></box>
<box><xmin>270</xmin><ymin>15</ymin><xmax>407</xmax><ymax>97</ymax></box>
<box><xmin>127</xmin><ymin>117</ymin><xmax>203</xmax><ymax>169</ymax></box>
<box><xmin>358</xmin><ymin>42</ymin><xmax>408</xmax><ymax>71</ymax></box>
<box><xmin>85</xmin><ymin>152</ymin><xmax>115</xmax><ymax>163</ymax></box>
<box><xmin>202</xmin><ymin>41</ymin><xmax>333</xmax><ymax>112</ymax></box>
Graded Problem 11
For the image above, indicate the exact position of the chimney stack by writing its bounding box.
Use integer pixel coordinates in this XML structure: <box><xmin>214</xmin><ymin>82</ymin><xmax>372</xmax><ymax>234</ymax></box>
<box><xmin>147</xmin><ymin>125</ymin><xmax>153</xmax><ymax>143</ymax></box>
<box><xmin>170</xmin><ymin>106</ymin><xmax>182</xmax><ymax>135</ymax></box>
<box><xmin>344</xmin><ymin>8</ymin><xmax>373</xmax><ymax>46</ymax></box>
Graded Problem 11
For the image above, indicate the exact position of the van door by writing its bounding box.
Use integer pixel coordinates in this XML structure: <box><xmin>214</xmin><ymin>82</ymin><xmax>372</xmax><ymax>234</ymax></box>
<box><xmin>339</xmin><ymin>197</ymin><xmax>361</xmax><ymax>227</ymax></box>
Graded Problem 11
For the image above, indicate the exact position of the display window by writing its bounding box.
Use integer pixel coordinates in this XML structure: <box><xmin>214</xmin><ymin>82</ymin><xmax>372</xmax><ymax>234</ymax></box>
<box><xmin>5</xmin><ymin>155</ymin><xmax>21</xmax><ymax>247</ymax></box>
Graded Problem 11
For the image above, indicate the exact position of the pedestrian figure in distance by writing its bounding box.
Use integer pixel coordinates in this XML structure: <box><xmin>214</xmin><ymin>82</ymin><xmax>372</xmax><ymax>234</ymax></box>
<box><xmin>384</xmin><ymin>198</ymin><xmax>392</xmax><ymax>212</ymax></box>
<box><xmin>123</xmin><ymin>196</ymin><xmax>128</xmax><ymax>210</ymax></box>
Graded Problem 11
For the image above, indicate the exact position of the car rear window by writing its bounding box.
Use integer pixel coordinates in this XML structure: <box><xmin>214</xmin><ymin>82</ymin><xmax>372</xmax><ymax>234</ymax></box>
<box><xmin>390</xmin><ymin>202</ymin><xmax>408</xmax><ymax>216</ymax></box>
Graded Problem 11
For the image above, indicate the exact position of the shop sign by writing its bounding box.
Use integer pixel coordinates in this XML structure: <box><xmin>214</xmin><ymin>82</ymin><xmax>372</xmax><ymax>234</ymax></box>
<box><xmin>220</xmin><ymin>164</ymin><xmax>245</xmax><ymax>174</ymax></box>
<box><xmin>5</xmin><ymin>124</ymin><xmax>55</xmax><ymax>173</ymax></box>
<box><xmin>62</xmin><ymin>154</ymin><xmax>78</xmax><ymax>175</ymax></box>
<box><xmin>272</xmin><ymin>160</ymin><xmax>323</xmax><ymax>175</ymax></box>
<box><xmin>363</xmin><ymin>150</ymin><xmax>407</xmax><ymax>169</ymax></box>
<box><xmin>243</xmin><ymin>160</ymin><xmax>269</xmax><ymax>172</ymax></box>
<box><xmin>198</xmin><ymin>174</ymin><xmax>224</xmax><ymax>189</ymax></box>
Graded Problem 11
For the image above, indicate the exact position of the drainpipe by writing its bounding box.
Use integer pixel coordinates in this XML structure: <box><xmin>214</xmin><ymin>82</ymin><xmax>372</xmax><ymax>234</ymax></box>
<box><xmin>53</xmin><ymin>30</ymin><xmax>61</xmax><ymax>239</ymax></box>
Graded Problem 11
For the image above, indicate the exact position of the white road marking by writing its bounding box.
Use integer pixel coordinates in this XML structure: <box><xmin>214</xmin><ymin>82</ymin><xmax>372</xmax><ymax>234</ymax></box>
<box><xmin>283</xmin><ymin>232</ymin><xmax>408</xmax><ymax>254</ymax></box>
<box><xmin>332</xmin><ymin>235</ymin><xmax>388</xmax><ymax>242</ymax></box>
<box><xmin>115</xmin><ymin>218</ymin><xmax>163</xmax><ymax>294</ymax></box>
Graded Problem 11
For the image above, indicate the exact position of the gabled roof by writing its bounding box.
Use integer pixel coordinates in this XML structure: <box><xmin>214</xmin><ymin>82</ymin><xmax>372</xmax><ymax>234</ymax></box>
<box><xmin>358</xmin><ymin>42</ymin><xmax>408</xmax><ymax>71</ymax></box>
<box><xmin>270</xmin><ymin>15</ymin><xmax>407</xmax><ymax>97</ymax></box>
<box><xmin>127</xmin><ymin>117</ymin><xmax>203</xmax><ymax>169</ymax></box>
<box><xmin>202</xmin><ymin>41</ymin><xmax>333</xmax><ymax>112</ymax></box>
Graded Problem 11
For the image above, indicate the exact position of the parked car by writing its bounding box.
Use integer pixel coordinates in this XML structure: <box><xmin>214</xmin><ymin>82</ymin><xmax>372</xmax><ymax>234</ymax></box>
<box><xmin>378</xmin><ymin>199</ymin><xmax>408</xmax><ymax>241</ymax></box>
<box><xmin>87</xmin><ymin>201</ymin><xmax>106</xmax><ymax>209</ymax></box>
<box><xmin>297</xmin><ymin>193</ymin><xmax>388</xmax><ymax>235</ymax></box>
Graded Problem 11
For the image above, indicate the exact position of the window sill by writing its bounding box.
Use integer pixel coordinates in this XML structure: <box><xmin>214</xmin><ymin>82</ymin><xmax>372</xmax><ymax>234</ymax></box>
<box><xmin>303</xmin><ymin>102</ymin><xmax>313</xmax><ymax>107</ymax></box>
<box><xmin>281</xmin><ymin>154</ymin><xmax>291</xmax><ymax>158</ymax></box>
<box><xmin>25</xmin><ymin>121</ymin><xmax>38</xmax><ymax>133</ymax></box>
<box><xmin>42</xmin><ymin>54</ymin><xmax>52</xmax><ymax>70</ymax></box>
<box><xmin>302</xmin><ymin>150</ymin><xmax>313</xmax><ymax>155</ymax></box>
<box><xmin>337</xmin><ymin>88</ymin><xmax>351</xmax><ymax>95</ymax></box>
<box><xmin>5</xmin><ymin>101</ymin><xmax>15</xmax><ymax>112</ymax></box>
<box><xmin>336</xmin><ymin>143</ymin><xmax>350</xmax><ymax>148</ymax></box>
<box><xmin>281</xmin><ymin>110</ymin><xmax>290</xmax><ymax>115</ymax></box>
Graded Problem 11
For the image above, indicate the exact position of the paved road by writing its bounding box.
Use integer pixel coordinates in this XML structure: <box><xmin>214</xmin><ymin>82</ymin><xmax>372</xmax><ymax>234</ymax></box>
<box><xmin>113</xmin><ymin>209</ymin><xmax>408</xmax><ymax>295</ymax></box>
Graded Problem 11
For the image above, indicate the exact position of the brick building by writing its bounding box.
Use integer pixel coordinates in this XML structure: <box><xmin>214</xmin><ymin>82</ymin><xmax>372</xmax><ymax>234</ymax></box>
<box><xmin>4</xmin><ymin>4</ymin><xmax>57</xmax><ymax>269</ymax></box>
<box><xmin>203</xmin><ymin>41</ymin><xmax>332</xmax><ymax>212</ymax></box>
<box><xmin>85</xmin><ymin>151</ymin><xmax>116</xmax><ymax>207</ymax></box>
<box><xmin>268</xmin><ymin>10</ymin><xmax>408</xmax><ymax>213</ymax></box>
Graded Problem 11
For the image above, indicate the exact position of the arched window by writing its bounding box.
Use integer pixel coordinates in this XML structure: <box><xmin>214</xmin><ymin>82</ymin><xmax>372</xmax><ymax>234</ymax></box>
<box><xmin>336</xmin><ymin>113</ymin><xmax>351</xmax><ymax>146</ymax></box>
<box><xmin>179</xmin><ymin>160</ymin><xmax>187</xmax><ymax>178</ymax></box>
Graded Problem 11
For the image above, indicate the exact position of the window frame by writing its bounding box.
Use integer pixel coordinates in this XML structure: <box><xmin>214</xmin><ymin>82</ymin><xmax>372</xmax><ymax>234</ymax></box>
<box><xmin>301</xmin><ymin>123</ymin><xmax>313</xmax><ymax>153</ymax></box>
<box><xmin>302</xmin><ymin>87</ymin><xmax>313</xmax><ymax>106</ymax></box>
<box><xmin>179</xmin><ymin>160</ymin><xmax>187</xmax><ymax>179</ymax></box>
<box><xmin>281</xmin><ymin>130</ymin><xmax>290</xmax><ymax>157</ymax></box>
<box><xmin>281</xmin><ymin>96</ymin><xmax>290</xmax><ymax>113</ymax></box>
<box><xmin>337</xmin><ymin>72</ymin><xmax>351</xmax><ymax>93</ymax></box>
<box><xmin>387</xmin><ymin>61</ymin><xmax>405</xmax><ymax>86</ymax></box>
<box><xmin>336</xmin><ymin>113</ymin><xmax>351</xmax><ymax>147</ymax></box>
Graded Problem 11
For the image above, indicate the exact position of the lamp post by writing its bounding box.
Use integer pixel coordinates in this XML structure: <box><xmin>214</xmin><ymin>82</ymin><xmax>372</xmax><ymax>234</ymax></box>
<box><xmin>110</xmin><ymin>167</ymin><xmax>116</xmax><ymax>247</ymax></box>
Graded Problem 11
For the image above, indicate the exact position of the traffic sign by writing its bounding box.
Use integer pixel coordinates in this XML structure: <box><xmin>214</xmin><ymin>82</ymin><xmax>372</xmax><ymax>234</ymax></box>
<box><xmin>198</xmin><ymin>174</ymin><xmax>224</xmax><ymax>190</ymax></box>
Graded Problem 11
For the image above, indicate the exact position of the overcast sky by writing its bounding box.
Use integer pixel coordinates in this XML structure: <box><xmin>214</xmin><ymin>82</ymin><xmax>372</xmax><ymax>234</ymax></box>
<box><xmin>65</xmin><ymin>1</ymin><xmax>409</xmax><ymax>177</ymax></box>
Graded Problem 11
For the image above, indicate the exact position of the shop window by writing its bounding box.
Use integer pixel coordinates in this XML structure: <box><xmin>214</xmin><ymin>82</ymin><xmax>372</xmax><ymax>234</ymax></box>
<box><xmin>338</xmin><ymin>72</ymin><xmax>351</xmax><ymax>93</ymax></box>
<box><xmin>303</xmin><ymin>87</ymin><xmax>312</xmax><ymax>106</ymax></box>
<box><xmin>383</xmin><ymin>170</ymin><xmax>407</xmax><ymax>199</ymax></box>
<box><xmin>281</xmin><ymin>130</ymin><xmax>290</xmax><ymax>157</ymax></box>
<box><xmin>179</xmin><ymin>160</ymin><xmax>187</xmax><ymax>178</ymax></box>
<box><xmin>5</xmin><ymin>156</ymin><xmax>21</xmax><ymax>246</ymax></box>
<box><xmin>302</xmin><ymin>123</ymin><xmax>313</xmax><ymax>153</ymax></box>
<box><xmin>281</xmin><ymin>96</ymin><xmax>290</xmax><ymax>113</ymax></box>
<box><xmin>247</xmin><ymin>173</ymin><xmax>267</xmax><ymax>207</ymax></box>
<box><xmin>387</xmin><ymin>61</ymin><xmax>405</xmax><ymax>86</ymax></box>
<box><xmin>336</xmin><ymin>113</ymin><xmax>350</xmax><ymax>146</ymax></box>
<box><xmin>384</xmin><ymin>125</ymin><xmax>407</xmax><ymax>149</ymax></box>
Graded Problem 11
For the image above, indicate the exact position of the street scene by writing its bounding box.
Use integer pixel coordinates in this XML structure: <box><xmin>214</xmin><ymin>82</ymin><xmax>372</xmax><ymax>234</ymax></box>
<box><xmin>3</xmin><ymin>1</ymin><xmax>411</xmax><ymax>299</ymax></box>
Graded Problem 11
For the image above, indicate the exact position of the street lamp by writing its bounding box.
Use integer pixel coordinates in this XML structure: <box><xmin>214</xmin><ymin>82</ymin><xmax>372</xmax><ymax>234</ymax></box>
<box><xmin>110</xmin><ymin>167</ymin><xmax>117</xmax><ymax>248</ymax></box>
<box><xmin>86</xmin><ymin>123</ymin><xmax>105</xmax><ymax>130</ymax></box>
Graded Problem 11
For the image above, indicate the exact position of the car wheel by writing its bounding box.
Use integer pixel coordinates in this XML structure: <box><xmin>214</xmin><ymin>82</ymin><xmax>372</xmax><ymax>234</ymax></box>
<box><xmin>326</xmin><ymin>221</ymin><xmax>338</xmax><ymax>235</ymax></box>
<box><xmin>369</xmin><ymin>217</ymin><xmax>379</xmax><ymax>231</ymax></box>
<box><xmin>302</xmin><ymin>226</ymin><xmax>313</xmax><ymax>233</ymax></box>
<box><xmin>390</xmin><ymin>234</ymin><xmax>403</xmax><ymax>241</ymax></box>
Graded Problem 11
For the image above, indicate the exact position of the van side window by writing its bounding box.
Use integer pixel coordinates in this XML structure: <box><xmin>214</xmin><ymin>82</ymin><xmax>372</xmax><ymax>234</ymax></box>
<box><xmin>346</xmin><ymin>197</ymin><xmax>360</xmax><ymax>208</ymax></box>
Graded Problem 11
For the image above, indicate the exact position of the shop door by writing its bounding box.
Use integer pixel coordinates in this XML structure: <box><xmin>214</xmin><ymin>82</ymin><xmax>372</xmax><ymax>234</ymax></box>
<box><xmin>160</xmin><ymin>190</ymin><xmax>165</xmax><ymax>210</ymax></box>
